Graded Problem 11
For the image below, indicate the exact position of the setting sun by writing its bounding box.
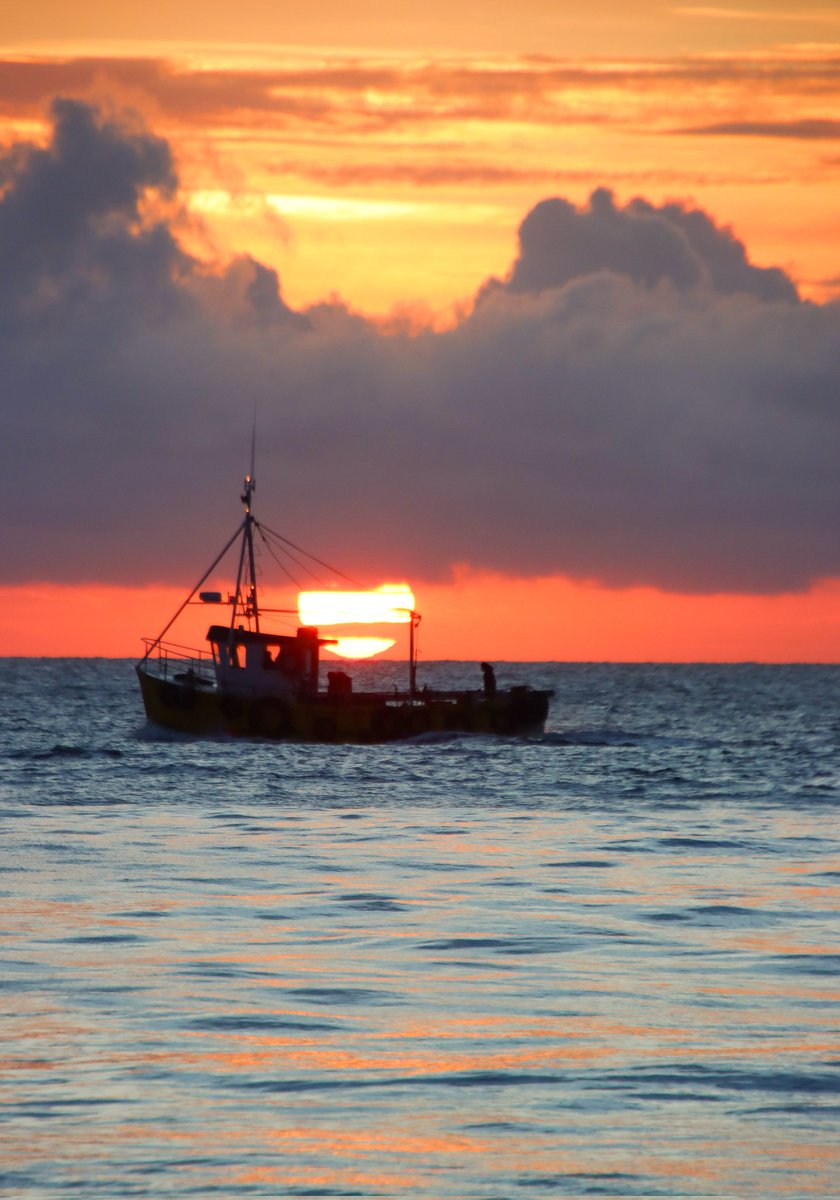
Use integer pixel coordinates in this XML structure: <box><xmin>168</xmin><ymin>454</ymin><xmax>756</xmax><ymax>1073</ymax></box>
<box><xmin>298</xmin><ymin>587</ymin><xmax>415</xmax><ymax>627</ymax></box>
<box><xmin>323</xmin><ymin>637</ymin><xmax>397</xmax><ymax>659</ymax></box>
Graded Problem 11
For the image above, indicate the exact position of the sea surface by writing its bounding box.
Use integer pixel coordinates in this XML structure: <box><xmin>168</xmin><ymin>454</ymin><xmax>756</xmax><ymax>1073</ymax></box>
<box><xmin>1</xmin><ymin>659</ymin><xmax>838</xmax><ymax>1199</ymax></box>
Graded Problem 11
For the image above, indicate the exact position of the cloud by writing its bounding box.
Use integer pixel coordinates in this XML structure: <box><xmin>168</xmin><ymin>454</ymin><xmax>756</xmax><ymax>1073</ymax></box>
<box><xmin>278</xmin><ymin>160</ymin><xmax>561</xmax><ymax>188</ymax></box>
<box><xmin>4</xmin><ymin>49</ymin><xmax>840</xmax><ymax>135</ymax></box>
<box><xmin>1</xmin><ymin>100</ymin><xmax>838</xmax><ymax>596</ymax></box>
<box><xmin>0</xmin><ymin>97</ymin><xmax>185</xmax><ymax>325</ymax></box>
<box><xmin>479</xmin><ymin>187</ymin><xmax>799</xmax><ymax>303</ymax></box>
<box><xmin>670</xmin><ymin>6</ymin><xmax>839</xmax><ymax>25</ymax></box>
<box><xmin>679</xmin><ymin>119</ymin><xmax>840</xmax><ymax>140</ymax></box>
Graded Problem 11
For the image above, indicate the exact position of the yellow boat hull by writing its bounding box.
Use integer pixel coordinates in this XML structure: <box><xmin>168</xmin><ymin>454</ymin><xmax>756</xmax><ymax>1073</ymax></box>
<box><xmin>136</xmin><ymin>666</ymin><xmax>551</xmax><ymax>743</ymax></box>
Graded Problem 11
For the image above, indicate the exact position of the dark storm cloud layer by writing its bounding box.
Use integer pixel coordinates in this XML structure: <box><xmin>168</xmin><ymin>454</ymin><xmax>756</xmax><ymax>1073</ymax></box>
<box><xmin>2</xmin><ymin>100</ymin><xmax>839</xmax><ymax>594</ymax></box>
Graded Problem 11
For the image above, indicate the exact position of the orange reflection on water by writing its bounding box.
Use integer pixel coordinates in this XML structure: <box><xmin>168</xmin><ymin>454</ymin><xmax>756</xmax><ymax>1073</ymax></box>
<box><xmin>4</xmin><ymin>897</ymin><xmax>102</xmax><ymax>930</ymax></box>
<box><xmin>659</xmin><ymin>1039</ymin><xmax>840</xmax><ymax>1060</ymax></box>
<box><xmin>230</xmin><ymin>1165</ymin><xmax>421</xmax><ymax>1192</ymax></box>
<box><xmin>699</xmin><ymin>983</ymin><xmax>840</xmax><ymax>1002</ymax></box>
<box><xmin>144</xmin><ymin>1034</ymin><xmax>619</xmax><ymax>1076</ymax></box>
<box><xmin>632</xmin><ymin>1137</ymin><xmax>840</xmax><ymax>1195</ymax></box>
<box><xmin>730</xmin><ymin>936</ymin><xmax>837</xmax><ymax>955</ymax></box>
<box><xmin>0</xmin><ymin>1058</ymin><xmax>53</xmax><ymax>1072</ymax></box>
<box><xmin>264</xmin><ymin>1124</ymin><xmax>495</xmax><ymax>1156</ymax></box>
<box><xmin>776</xmin><ymin>883</ymin><xmax>840</xmax><ymax>906</ymax></box>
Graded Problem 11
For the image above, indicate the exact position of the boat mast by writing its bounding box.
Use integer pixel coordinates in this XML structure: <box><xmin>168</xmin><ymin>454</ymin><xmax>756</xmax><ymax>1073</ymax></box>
<box><xmin>230</xmin><ymin>468</ymin><xmax>260</xmax><ymax>634</ymax></box>
<box><xmin>409</xmin><ymin>610</ymin><xmax>420</xmax><ymax>696</ymax></box>
<box><xmin>244</xmin><ymin>414</ymin><xmax>259</xmax><ymax>631</ymax></box>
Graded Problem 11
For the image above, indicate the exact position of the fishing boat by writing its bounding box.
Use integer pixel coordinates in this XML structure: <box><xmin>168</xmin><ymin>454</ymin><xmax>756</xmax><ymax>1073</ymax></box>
<box><xmin>136</xmin><ymin>469</ymin><xmax>552</xmax><ymax>742</ymax></box>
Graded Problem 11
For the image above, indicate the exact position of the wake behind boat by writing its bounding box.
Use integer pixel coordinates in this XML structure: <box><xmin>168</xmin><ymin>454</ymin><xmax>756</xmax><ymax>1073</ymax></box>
<box><xmin>136</xmin><ymin>469</ymin><xmax>552</xmax><ymax>742</ymax></box>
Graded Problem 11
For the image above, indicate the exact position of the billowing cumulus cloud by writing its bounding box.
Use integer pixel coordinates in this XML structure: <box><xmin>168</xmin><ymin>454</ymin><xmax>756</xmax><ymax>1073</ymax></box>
<box><xmin>481</xmin><ymin>187</ymin><xmax>798</xmax><ymax>302</ymax></box>
<box><xmin>0</xmin><ymin>98</ymin><xmax>184</xmax><ymax>322</ymax></box>
<box><xmin>1</xmin><ymin>99</ymin><xmax>838</xmax><ymax>595</ymax></box>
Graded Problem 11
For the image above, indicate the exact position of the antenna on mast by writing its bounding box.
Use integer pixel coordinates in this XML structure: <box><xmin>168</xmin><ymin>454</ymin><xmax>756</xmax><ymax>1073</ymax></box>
<box><xmin>241</xmin><ymin>405</ymin><xmax>257</xmax><ymax>514</ymax></box>
<box><xmin>236</xmin><ymin>404</ymin><xmax>260</xmax><ymax>629</ymax></box>
<box><xmin>250</xmin><ymin>404</ymin><xmax>256</xmax><ymax>484</ymax></box>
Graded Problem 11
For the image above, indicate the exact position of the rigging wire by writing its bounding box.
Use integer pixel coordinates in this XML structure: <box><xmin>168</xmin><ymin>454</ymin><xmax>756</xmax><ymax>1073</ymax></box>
<box><xmin>255</xmin><ymin>524</ymin><xmax>308</xmax><ymax>591</ymax></box>
<box><xmin>256</xmin><ymin>521</ymin><xmax>364</xmax><ymax>589</ymax></box>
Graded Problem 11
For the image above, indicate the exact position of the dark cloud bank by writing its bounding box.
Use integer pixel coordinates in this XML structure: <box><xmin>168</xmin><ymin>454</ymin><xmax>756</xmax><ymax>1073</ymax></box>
<box><xmin>2</xmin><ymin>99</ymin><xmax>838</xmax><ymax>594</ymax></box>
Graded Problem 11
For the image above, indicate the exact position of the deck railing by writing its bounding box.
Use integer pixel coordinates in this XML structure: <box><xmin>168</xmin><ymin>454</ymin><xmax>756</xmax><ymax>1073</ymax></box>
<box><xmin>140</xmin><ymin>639</ymin><xmax>215</xmax><ymax>682</ymax></box>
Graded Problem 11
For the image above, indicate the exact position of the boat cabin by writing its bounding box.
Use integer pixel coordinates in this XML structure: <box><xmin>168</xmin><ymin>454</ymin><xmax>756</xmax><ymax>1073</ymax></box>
<box><xmin>207</xmin><ymin>624</ymin><xmax>332</xmax><ymax>698</ymax></box>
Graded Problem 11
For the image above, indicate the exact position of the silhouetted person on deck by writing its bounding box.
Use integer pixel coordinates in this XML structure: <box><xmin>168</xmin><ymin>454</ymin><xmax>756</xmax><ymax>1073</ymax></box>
<box><xmin>481</xmin><ymin>662</ymin><xmax>496</xmax><ymax>696</ymax></box>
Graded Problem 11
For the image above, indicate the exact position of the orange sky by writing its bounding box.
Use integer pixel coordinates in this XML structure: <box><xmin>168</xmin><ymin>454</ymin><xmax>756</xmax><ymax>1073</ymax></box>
<box><xmin>2</xmin><ymin>4</ymin><xmax>839</xmax><ymax>660</ymax></box>
<box><xmin>3</xmin><ymin>576</ymin><xmax>838</xmax><ymax>662</ymax></box>
<box><xmin>4</xmin><ymin>7</ymin><xmax>840</xmax><ymax>315</ymax></box>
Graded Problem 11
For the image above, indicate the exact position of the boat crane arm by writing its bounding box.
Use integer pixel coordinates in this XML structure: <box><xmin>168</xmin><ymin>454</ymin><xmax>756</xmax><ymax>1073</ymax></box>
<box><xmin>139</xmin><ymin>519</ymin><xmax>246</xmax><ymax>663</ymax></box>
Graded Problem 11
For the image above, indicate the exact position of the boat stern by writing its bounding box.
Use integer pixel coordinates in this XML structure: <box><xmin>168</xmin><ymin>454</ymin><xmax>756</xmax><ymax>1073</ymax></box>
<box><xmin>136</xmin><ymin>662</ymin><xmax>223</xmax><ymax>735</ymax></box>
